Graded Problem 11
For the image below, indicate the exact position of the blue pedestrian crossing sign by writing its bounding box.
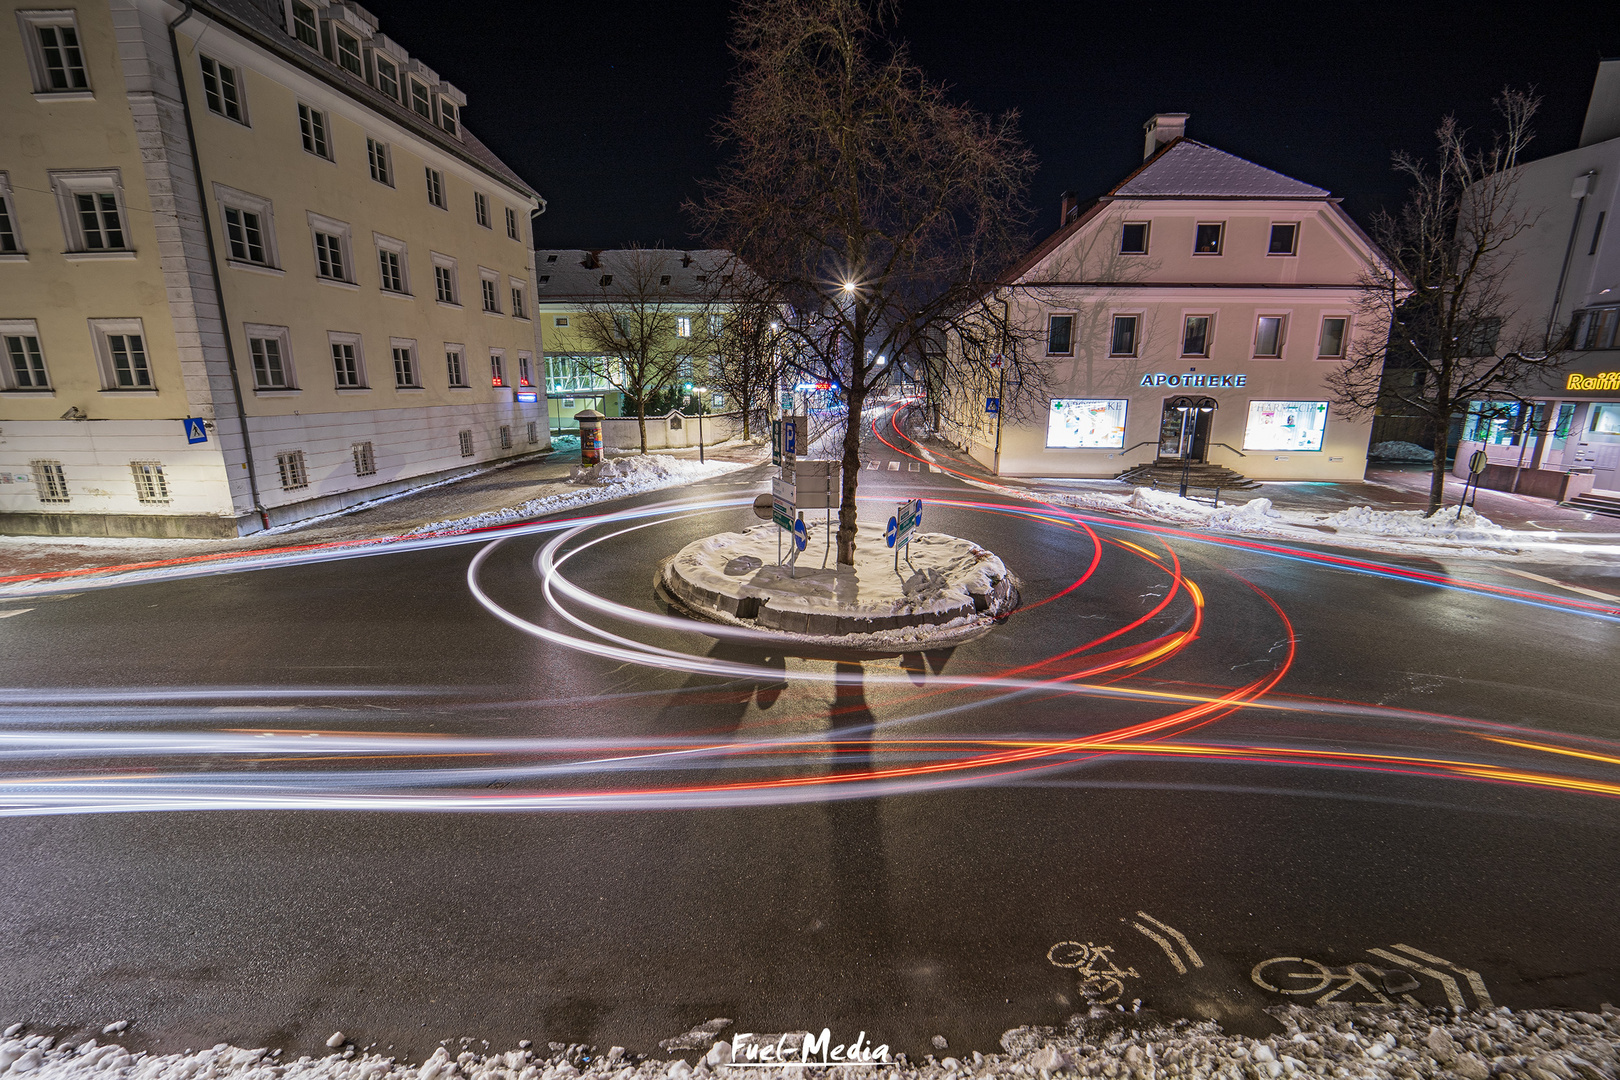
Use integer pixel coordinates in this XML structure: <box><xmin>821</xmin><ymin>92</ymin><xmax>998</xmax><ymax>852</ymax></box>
<box><xmin>985</xmin><ymin>397</ymin><xmax>1000</xmax><ymax>415</ymax></box>
<box><xmin>183</xmin><ymin>417</ymin><xmax>208</xmax><ymax>444</ymax></box>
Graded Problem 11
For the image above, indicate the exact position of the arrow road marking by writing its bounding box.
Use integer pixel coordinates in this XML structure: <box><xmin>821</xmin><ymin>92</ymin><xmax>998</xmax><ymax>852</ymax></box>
<box><xmin>1128</xmin><ymin>912</ymin><xmax>1203</xmax><ymax>974</ymax></box>
<box><xmin>1366</xmin><ymin>948</ymin><xmax>1464</xmax><ymax>1008</ymax></box>
<box><xmin>1392</xmin><ymin>944</ymin><xmax>1494</xmax><ymax>1008</ymax></box>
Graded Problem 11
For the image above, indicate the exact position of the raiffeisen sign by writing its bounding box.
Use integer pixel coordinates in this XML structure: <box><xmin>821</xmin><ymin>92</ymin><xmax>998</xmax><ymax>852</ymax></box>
<box><xmin>1138</xmin><ymin>373</ymin><xmax>1248</xmax><ymax>387</ymax></box>
<box><xmin>1567</xmin><ymin>371</ymin><xmax>1620</xmax><ymax>391</ymax></box>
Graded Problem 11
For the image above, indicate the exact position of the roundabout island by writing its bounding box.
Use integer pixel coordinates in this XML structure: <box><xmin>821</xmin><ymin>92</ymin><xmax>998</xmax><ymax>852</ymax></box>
<box><xmin>660</xmin><ymin>518</ymin><xmax>1019</xmax><ymax>647</ymax></box>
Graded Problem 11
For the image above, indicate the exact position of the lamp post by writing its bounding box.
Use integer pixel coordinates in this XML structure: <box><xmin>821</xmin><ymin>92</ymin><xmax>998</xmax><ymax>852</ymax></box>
<box><xmin>695</xmin><ymin>385</ymin><xmax>707</xmax><ymax>463</ymax></box>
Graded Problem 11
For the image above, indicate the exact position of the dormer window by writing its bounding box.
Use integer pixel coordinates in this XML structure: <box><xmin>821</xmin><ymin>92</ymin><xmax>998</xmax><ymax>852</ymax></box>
<box><xmin>660</xmin><ymin>275</ymin><xmax>671</xmax><ymax>286</ymax></box>
<box><xmin>334</xmin><ymin>28</ymin><xmax>363</xmax><ymax>77</ymax></box>
<box><xmin>439</xmin><ymin>101</ymin><xmax>458</xmax><ymax>136</ymax></box>
<box><xmin>546</xmin><ymin>254</ymin><xmax>558</xmax><ymax>262</ymax></box>
<box><xmin>598</xmin><ymin>274</ymin><xmax>613</xmax><ymax>287</ymax></box>
<box><xmin>291</xmin><ymin>2</ymin><xmax>319</xmax><ymax>49</ymax></box>
<box><xmin>374</xmin><ymin>55</ymin><xmax>399</xmax><ymax>101</ymax></box>
<box><xmin>409</xmin><ymin>80</ymin><xmax>432</xmax><ymax>121</ymax></box>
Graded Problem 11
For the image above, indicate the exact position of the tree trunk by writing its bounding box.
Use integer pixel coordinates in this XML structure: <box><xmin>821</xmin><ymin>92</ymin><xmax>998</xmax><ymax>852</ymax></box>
<box><xmin>836</xmin><ymin>385</ymin><xmax>865</xmax><ymax>565</ymax></box>
<box><xmin>637</xmin><ymin>397</ymin><xmax>648</xmax><ymax>455</ymax></box>
<box><xmin>1428</xmin><ymin>420</ymin><xmax>1449</xmax><ymax>515</ymax></box>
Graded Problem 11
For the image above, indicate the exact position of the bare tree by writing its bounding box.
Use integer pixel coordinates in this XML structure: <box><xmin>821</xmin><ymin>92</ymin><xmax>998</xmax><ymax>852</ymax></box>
<box><xmin>706</xmin><ymin>295</ymin><xmax>785</xmax><ymax>440</ymax></box>
<box><xmin>574</xmin><ymin>247</ymin><xmax>697</xmax><ymax>454</ymax></box>
<box><xmin>692</xmin><ymin>0</ymin><xmax>1041</xmax><ymax>564</ymax></box>
<box><xmin>1325</xmin><ymin>88</ymin><xmax>1567</xmax><ymax>514</ymax></box>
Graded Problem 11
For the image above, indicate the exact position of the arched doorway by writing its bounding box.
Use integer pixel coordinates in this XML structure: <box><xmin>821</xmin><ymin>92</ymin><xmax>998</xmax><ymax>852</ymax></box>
<box><xmin>1158</xmin><ymin>395</ymin><xmax>1217</xmax><ymax>462</ymax></box>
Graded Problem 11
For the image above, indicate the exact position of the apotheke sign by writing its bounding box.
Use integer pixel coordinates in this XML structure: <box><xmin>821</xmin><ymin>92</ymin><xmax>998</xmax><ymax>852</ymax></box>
<box><xmin>1139</xmin><ymin>373</ymin><xmax>1248</xmax><ymax>388</ymax></box>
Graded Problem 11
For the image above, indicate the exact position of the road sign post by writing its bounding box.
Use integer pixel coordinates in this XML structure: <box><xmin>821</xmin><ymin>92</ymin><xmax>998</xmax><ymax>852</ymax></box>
<box><xmin>1458</xmin><ymin>448</ymin><xmax>1490</xmax><ymax>521</ymax></box>
<box><xmin>886</xmin><ymin>497</ymin><xmax>922</xmax><ymax>571</ymax></box>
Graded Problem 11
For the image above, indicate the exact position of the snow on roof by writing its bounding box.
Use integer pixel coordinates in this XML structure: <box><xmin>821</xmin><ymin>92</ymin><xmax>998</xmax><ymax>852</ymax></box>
<box><xmin>533</xmin><ymin>249</ymin><xmax>742</xmax><ymax>300</ymax></box>
<box><xmin>1113</xmin><ymin>139</ymin><xmax>1329</xmax><ymax>199</ymax></box>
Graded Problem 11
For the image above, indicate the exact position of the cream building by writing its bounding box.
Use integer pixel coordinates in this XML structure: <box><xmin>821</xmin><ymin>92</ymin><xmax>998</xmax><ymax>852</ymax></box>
<box><xmin>944</xmin><ymin>115</ymin><xmax>1398</xmax><ymax>484</ymax></box>
<box><xmin>0</xmin><ymin>0</ymin><xmax>546</xmax><ymax>537</ymax></box>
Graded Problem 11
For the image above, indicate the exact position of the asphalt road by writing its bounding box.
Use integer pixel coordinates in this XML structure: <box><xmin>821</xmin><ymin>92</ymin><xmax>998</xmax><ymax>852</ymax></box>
<box><xmin>1</xmin><ymin>404</ymin><xmax>1618</xmax><ymax>1062</ymax></box>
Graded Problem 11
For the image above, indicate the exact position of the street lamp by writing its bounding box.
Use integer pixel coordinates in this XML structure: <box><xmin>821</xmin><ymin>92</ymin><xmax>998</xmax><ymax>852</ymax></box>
<box><xmin>695</xmin><ymin>385</ymin><xmax>708</xmax><ymax>463</ymax></box>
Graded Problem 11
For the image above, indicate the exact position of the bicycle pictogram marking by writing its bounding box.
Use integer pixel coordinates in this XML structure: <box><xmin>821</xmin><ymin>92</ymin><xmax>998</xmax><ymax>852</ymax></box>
<box><xmin>1046</xmin><ymin>941</ymin><xmax>1140</xmax><ymax>1005</ymax></box>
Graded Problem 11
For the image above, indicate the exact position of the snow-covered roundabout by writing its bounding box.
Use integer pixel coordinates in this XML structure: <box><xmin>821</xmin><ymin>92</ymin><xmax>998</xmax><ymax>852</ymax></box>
<box><xmin>660</xmin><ymin>520</ymin><xmax>1019</xmax><ymax>648</ymax></box>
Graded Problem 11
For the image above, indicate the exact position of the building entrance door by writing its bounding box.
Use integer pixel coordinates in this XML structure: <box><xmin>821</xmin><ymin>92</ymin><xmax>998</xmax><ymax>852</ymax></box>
<box><xmin>1158</xmin><ymin>396</ymin><xmax>1217</xmax><ymax>461</ymax></box>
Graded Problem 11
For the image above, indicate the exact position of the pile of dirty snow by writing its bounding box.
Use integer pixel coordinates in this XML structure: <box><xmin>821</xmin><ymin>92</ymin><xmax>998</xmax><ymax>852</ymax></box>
<box><xmin>5</xmin><ymin>1005</ymin><xmax>1620</xmax><ymax>1080</ymax></box>
<box><xmin>569</xmin><ymin>456</ymin><xmax>740</xmax><ymax>487</ymax></box>
<box><xmin>1369</xmin><ymin>441</ymin><xmax>1437</xmax><ymax>462</ymax></box>
<box><xmin>1207</xmin><ymin>496</ymin><xmax>1287</xmax><ymax>535</ymax></box>
<box><xmin>1322</xmin><ymin>504</ymin><xmax>1510</xmax><ymax>543</ymax></box>
<box><xmin>550</xmin><ymin>434</ymin><xmax>580</xmax><ymax>452</ymax></box>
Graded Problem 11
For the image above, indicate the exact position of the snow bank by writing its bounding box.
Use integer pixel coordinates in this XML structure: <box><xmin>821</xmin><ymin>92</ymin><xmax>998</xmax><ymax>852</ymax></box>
<box><xmin>663</xmin><ymin>520</ymin><xmax>1016</xmax><ymax>644</ymax></box>
<box><xmin>4</xmin><ymin>1004</ymin><xmax>1618</xmax><ymax>1080</ymax></box>
<box><xmin>568</xmin><ymin>455</ymin><xmax>741</xmax><ymax>487</ymax></box>
<box><xmin>406</xmin><ymin>458</ymin><xmax>748</xmax><ymax>536</ymax></box>
<box><xmin>550</xmin><ymin>434</ymin><xmax>580</xmax><ymax>452</ymax></box>
<box><xmin>1207</xmin><ymin>496</ymin><xmax>1287</xmax><ymax>535</ymax></box>
<box><xmin>1322</xmin><ymin>504</ymin><xmax>1511</xmax><ymax>543</ymax></box>
<box><xmin>1369</xmin><ymin>440</ymin><xmax>1437</xmax><ymax>462</ymax></box>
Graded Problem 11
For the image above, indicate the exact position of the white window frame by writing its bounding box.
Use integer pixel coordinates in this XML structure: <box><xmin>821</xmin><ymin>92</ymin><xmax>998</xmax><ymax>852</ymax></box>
<box><xmin>444</xmin><ymin>343</ymin><xmax>468</xmax><ymax>388</ymax></box>
<box><xmin>527</xmin><ymin>421</ymin><xmax>539</xmax><ymax>445</ymax></box>
<box><xmin>1108</xmin><ymin>312</ymin><xmax>1142</xmax><ymax>358</ymax></box>
<box><xmin>425</xmin><ymin>166</ymin><xmax>445</xmax><ymax>209</ymax></box>
<box><xmin>297</xmin><ymin>102</ymin><xmax>333</xmax><ymax>160</ymax></box>
<box><xmin>332</xmin><ymin>25</ymin><xmax>363</xmax><ymax>79</ymax></box>
<box><xmin>307</xmin><ymin>211</ymin><xmax>356</xmax><ymax>286</ymax></box>
<box><xmin>50</xmin><ymin>170</ymin><xmax>133</xmax><ymax>257</ymax></box>
<box><xmin>366</xmin><ymin>137</ymin><xmax>393</xmax><ymax>186</ymax></box>
<box><xmin>1252</xmin><ymin>313</ymin><xmax>1289</xmax><ymax>359</ymax></box>
<box><xmin>352</xmin><ymin>440</ymin><xmax>377</xmax><ymax>477</ymax></box>
<box><xmin>373</xmin><ymin>53</ymin><xmax>400</xmax><ymax>101</ymax></box>
<box><xmin>499</xmin><ymin>424</ymin><xmax>512</xmax><ymax>450</ymax></box>
<box><xmin>0</xmin><ymin>173</ymin><xmax>24</xmax><ymax>259</ymax></box>
<box><xmin>390</xmin><ymin>336</ymin><xmax>421</xmax><ymax>389</ymax></box>
<box><xmin>505</xmin><ymin>206</ymin><xmax>519</xmax><ymax>241</ymax></box>
<box><xmin>517</xmin><ymin>350</ymin><xmax>534</xmax><ymax>387</ymax></box>
<box><xmin>198</xmin><ymin>54</ymin><xmax>248</xmax><ymax>125</ymax></box>
<box><xmin>1045</xmin><ymin>312</ymin><xmax>1075</xmax><ymax>356</ymax></box>
<box><xmin>16</xmin><ymin>9</ymin><xmax>92</xmax><ymax>98</ymax></box>
<box><xmin>130</xmin><ymin>460</ymin><xmax>171</xmax><ymax>503</ymax></box>
<box><xmin>409</xmin><ymin>78</ymin><xmax>434</xmax><ymax>122</ymax></box>
<box><xmin>287</xmin><ymin>0</ymin><xmax>320</xmax><ymax>51</ymax></box>
<box><xmin>0</xmin><ymin>319</ymin><xmax>52</xmax><ymax>391</ymax></box>
<box><xmin>1119</xmin><ymin>221</ymin><xmax>1150</xmax><ymax>255</ymax></box>
<box><xmin>431</xmin><ymin>252</ymin><xmax>459</xmax><ymax>306</ymax></box>
<box><xmin>474</xmin><ymin>191</ymin><xmax>491</xmax><ymax>229</ymax></box>
<box><xmin>510</xmin><ymin>278</ymin><xmax>528</xmax><ymax>320</ymax></box>
<box><xmin>374</xmin><ymin>232</ymin><xmax>411</xmax><ymax>296</ymax></box>
<box><xmin>439</xmin><ymin>100</ymin><xmax>459</xmax><ymax>137</ymax></box>
<box><xmin>1268</xmin><ymin>221</ymin><xmax>1300</xmax><ymax>257</ymax></box>
<box><xmin>328</xmin><ymin>330</ymin><xmax>367</xmax><ymax>389</ymax></box>
<box><xmin>1317</xmin><ymin>314</ymin><xmax>1351</xmax><ymax>359</ymax></box>
<box><xmin>32</xmin><ymin>460</ymin><xmax>70</xmax><ymax>503</ymax></box>
<box><xmin>489</xmin><ymin>348</ymin><xmax>506</xmax><ymax>387</ymax></box>
<box><xmin>1181</xmin><ymin>312</ymin><xmax>1214</xmax><ymax>358</ymax></box>
<box><xmin>553</xmin><ymin>315</ymin><xmax>569</xmax><ymax>327</ymax></box>
<box><xmin>1192</xmin><ymin>221</ymin><xmax>1225</xmax><ymax>256</ymax></box>
<box><xmin>458</xmin><ymin>429</ymin><xmax>474</xmax><ymax>457</ymax></box>
<box><xmin>88</xmin><ymin>317</ymin><xmax>155</xmax><ymax>392</ymax></box>
<box><xmin>244</xmin><ymin>322</ymin><xmax>297</xmax><ymax>392</ymax></box>
<box><xmin>213</xmin><ymin>183</ymin><xmax>280</xmax><ymax>273</ymax></box>
<box><xmin>675</xmin><ymin>315</ymin><xmax>692</xmax><ymax>338</ymax></box>
<box><xmin>480</xmin><ymin>268</ymin><xmax>502</xmax><ymax>314</ymax></box>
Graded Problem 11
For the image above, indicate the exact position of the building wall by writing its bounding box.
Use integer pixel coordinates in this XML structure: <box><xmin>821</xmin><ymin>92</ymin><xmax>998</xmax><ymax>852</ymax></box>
<box><xmin>964</xmin><ymin>198</ymin><xmax>1387</xmax><ymax>481</ymax></box>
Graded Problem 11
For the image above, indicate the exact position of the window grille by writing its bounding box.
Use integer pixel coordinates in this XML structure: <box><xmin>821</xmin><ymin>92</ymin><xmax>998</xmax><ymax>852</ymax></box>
<box><xmin>352</xmin><ymin>441</ymin><xmax>376</xmax><ymax>477</ymax></box>
<box><xmin>276</xmin><ymin>450</ymin><xmax>308</xmax><ymax>490</ymax></box>
<box><xmin>32</xmin><ymin>460</ymin><xmax>69</xmax><ymax>503</ymax></box>
<box><xmin>131</xmin><ymin>461</ymin><xmax>170</xmax><ymax>503</ymax></box>
<box><xmin>458</xmin><ymin>430</ymin><xmax>474</xmax><ymax>457</ymax></box>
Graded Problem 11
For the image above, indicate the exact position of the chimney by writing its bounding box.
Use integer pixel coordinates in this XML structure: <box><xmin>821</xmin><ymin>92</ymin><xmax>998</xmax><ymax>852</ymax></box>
<box><xmin>1059</xmin><ymin>190</ymin><xmax>1077</xmax><ymax>227</ymax></box>
<box><xmin>1579</xmin><ymin>58</ymin><xmax>1620</xmax><ymax>148</ymax></box>
<box><xmin>1143</xmin><ymin>113</ymin><xmax>1189</xmax><ymax>160</ymax></box>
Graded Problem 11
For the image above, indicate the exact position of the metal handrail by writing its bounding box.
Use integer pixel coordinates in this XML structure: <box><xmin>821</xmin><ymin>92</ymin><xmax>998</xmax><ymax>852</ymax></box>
<box><xmin>1209</xmin><ymin>442</ymin><xmax>1247</xmax><ymax>457</ymax></box>
<box><xmin>1119</xmin><ymin>441</ymin><xmax>1158</xmax><ymax>456</ymax></box>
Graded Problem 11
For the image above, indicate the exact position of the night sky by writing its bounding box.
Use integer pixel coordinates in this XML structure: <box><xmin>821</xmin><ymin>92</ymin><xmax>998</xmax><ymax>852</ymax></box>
<box><xmin>374</xmin><ymin>0</ymin><xmax>1620</xmax><ymax>251</ymax></box>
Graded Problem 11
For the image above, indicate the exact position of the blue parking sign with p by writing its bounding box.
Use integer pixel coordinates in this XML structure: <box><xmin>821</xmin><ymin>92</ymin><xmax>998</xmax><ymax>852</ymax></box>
<box><xmin>183</xmin><ymin>418</ymin><xmax>208</xmax><ymax>444</ymax></box>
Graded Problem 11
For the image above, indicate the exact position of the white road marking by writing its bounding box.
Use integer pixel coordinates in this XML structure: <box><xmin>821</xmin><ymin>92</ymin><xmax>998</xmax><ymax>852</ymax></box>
<box><xmin>1495</xmin><ymin>566</ymin><xmax>1620</xmax><ymax>604</ymax></box>
<box><xmin>0</xmin><ymin>609</ymin><xmax>33</xmax><ymax>619</ymax></box>
<box><xmin>907</xmin><ymin>461</ymin><xmax>920</xmax><ymax>472</ymax></box>
<box><xmin>931</xmin><ymin>465</ymin><xmax>946</xmax><ymax>473</ymax></box>
<box><xmin>1130</xmin><ymin>921</ymin><xmax>1186</xmax><ymax>974</ymax></box>
<box><xmin>866</xmin><ymin>461</ymin><xmax>878</xmax><ymax>471</ymax></box>
<box><xmin>1367</xmin><ymin>948</ymin><xmax>1465</xmax><ymax>1009</ymax></box>
<box><xmin>887</xmin><ymin>461</ymin><xmax>900</xmax><ymax>471</ymax></box>
<box><xmin>1392</xmin><ymin>944</ymin><xmax>1493</xmax><ymax>1008</ymax></box>
<box><xmin>1135</xmin><ymin>911</ymin><xmax>1203</xmax><ymax>968</ymax></box>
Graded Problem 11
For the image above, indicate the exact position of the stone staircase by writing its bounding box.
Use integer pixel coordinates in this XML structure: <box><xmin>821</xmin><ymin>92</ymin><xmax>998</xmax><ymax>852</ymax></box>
<box><xmin>1561</xmin><ymin>491</ymin><xmax>1620</xmax><ymax>519</ymax></box>
<box><xmin>1114</xmin><ymin>459</ymin><xmax>1262</xmax><ymax>492</ymax></box>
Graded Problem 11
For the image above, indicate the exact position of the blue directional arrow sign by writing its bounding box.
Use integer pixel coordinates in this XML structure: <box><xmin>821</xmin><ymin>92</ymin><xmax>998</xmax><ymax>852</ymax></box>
<box><xmin>793</xmin><ymin>517</ymin><xmax>807</xmax><ymax>552</ymax></box>
<box><xmin>885</xmin><ymin>516</ymin><xmax>898</xmax><ymax>548</ymax></box>
<box><xmin>183</xmin><ymin>417</ymin><xmax>208</xmax><ymax>444</ymax></box>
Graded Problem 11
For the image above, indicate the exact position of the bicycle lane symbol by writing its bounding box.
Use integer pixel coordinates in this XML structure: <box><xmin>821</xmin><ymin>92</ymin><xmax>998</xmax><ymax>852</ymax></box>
<box><xmin>1047</xmin><ymin>941</ymin><xmax>1140</xmax><ymax>1005</ymax></box>
<box><xmin>1250</xmin><ymin>948</ymin><xmax>1492</xmax><ymax>1010</ymax></box>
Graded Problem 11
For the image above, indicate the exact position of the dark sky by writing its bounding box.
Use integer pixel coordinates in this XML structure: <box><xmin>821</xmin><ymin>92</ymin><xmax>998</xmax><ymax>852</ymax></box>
<box><xmin>374</xmin><ymin>0</ymin><xmax>1620</xmax><ymax>250</ymax></box>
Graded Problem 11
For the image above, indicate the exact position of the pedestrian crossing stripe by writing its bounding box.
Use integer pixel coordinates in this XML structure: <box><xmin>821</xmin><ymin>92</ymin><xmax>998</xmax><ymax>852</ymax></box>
<box><xmin>866</xmin><ymin>461</ymin><xmax>878</xmax><ymax>470</ymax></box>
<box><xmin>907</xmin><ymin>461</ymin><xmax>920</xmax><ymax>472</ymax></box>
<box><xmin>887</xmin><ymin>461</ymin><xmax>900</xmax><ymax>471</ymax></box>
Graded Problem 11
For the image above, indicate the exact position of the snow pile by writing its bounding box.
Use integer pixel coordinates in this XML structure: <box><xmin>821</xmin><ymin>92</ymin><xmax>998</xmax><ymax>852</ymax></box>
<box><xmin>663</xmin><ymin>520</ymin><xmax>1016</xmax><ymax>644</ymax></box>
<box><xmin>1125</xmin><ymin>486</ymin><xmax>1213</xmax><ymax>523</ymax></box>
<box><xmin>550</xmin><ymin>434</ymin><xmax>580</xmax><ymax>452</ymax></box>
<box><xmin>406</xmin><ymin>458</ymin><xmax>749</xmax><ymax>536</ymax></box>
<box><xmin>1323</xmin><ymin>504</ymin><xmax>1515</xmax><ymax>544</ymax></box>
<box><xmin>1369</xmin><ymin>440</ymin><xmax>1437</xmax><ymax>462</ymax></box>
<box><xmin>1207</xmin><ymin>497</ymin><xmax>1289</xmax><ymax>535</ymax></box>
<box><xmin>569</xmin><ymin>456</ymin><xmax>740</xmax><ymax>487</ymax></box>
<box><xmin>3</xmin><ymin>1005</ymin><xmax>1619</xmax><ymax>1080</ymax></box>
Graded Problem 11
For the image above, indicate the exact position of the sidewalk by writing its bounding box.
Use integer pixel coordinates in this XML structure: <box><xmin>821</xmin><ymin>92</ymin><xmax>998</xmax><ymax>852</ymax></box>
<box><xmin>0</xmin><ymin>439</ymin><xmax>768</xmax><ymax>583</ymax></box>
